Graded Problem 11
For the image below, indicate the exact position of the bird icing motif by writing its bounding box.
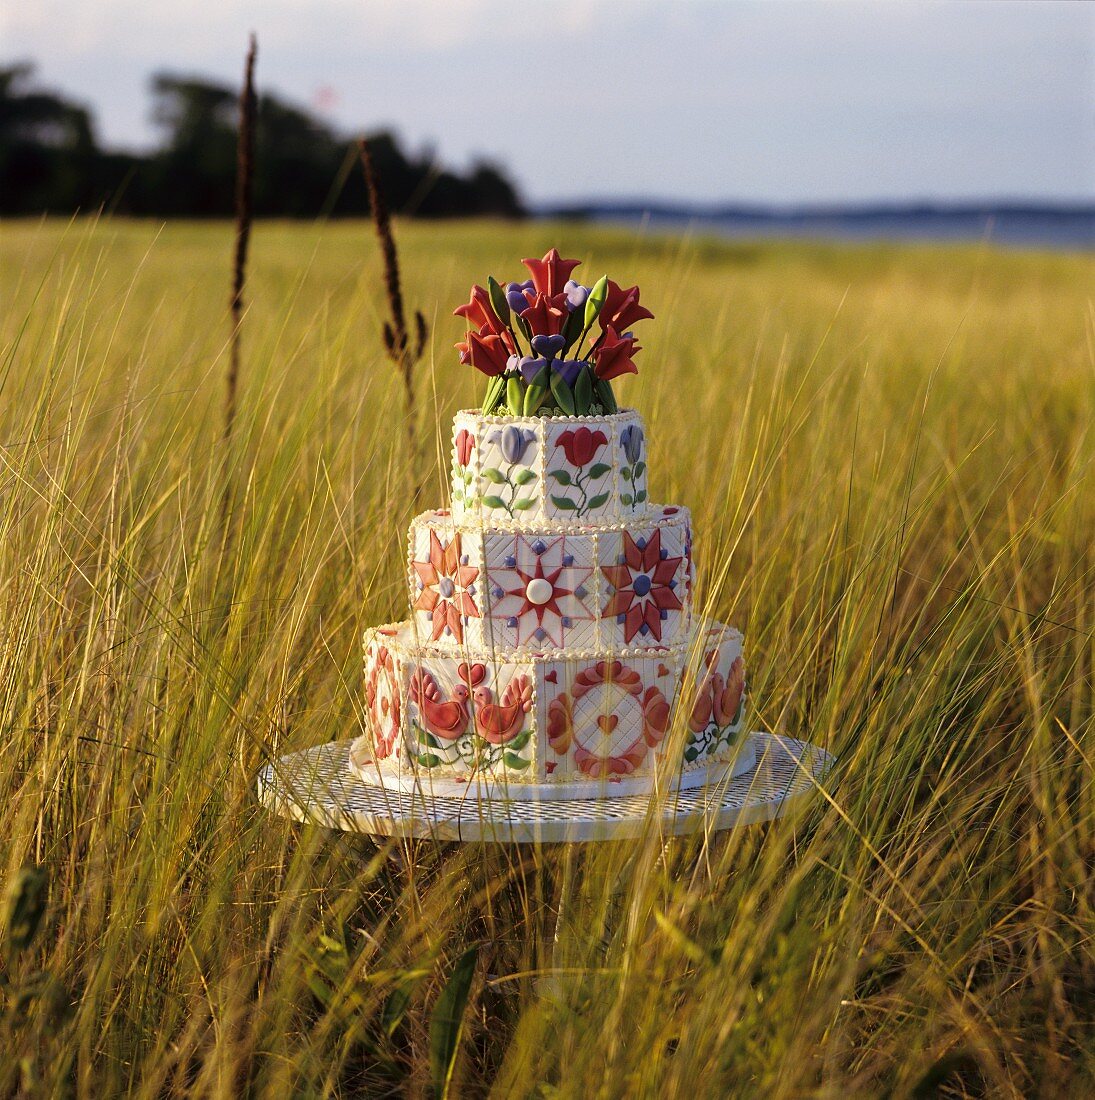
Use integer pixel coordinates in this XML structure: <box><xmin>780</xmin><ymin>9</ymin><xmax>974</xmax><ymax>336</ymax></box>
<box><xmin>689</xmin><ymin>652</ymin><xmax>746</xmax><ymax>733</ymax></box>
<box><xmin>409</xmin><ymin>667</ymin><xmax>471</xmax><ymax>741</ymax></box>
<box><xmin>471</xmin><ymin>674</ymin><xmax>533</xmax><ymax>745</ymax></box>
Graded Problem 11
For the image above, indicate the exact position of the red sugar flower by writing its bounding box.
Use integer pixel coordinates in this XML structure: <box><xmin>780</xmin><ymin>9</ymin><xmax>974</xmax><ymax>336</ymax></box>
<box><xmin>521</xmin><ymin>248</ymin><xmax>582</xmax><ymax>298</ymax></box>
<box><xmin>592</xmin><ymin>327</ymin><xmax>641</xmax><ymax>381</ymax></box>
<box><xmin>453</xmin><ymin>284</ymin><xmax>503</xmax><ymax>333</ymax></box>
<box><xmin>462</xmin><ymin>326</ymin><xmax>511</xmax><ymax>376</ymax></box>
<box><xmin>598</xmin><ymin>280</ymin><xmax>654</xmax><ymax>332</ymax></box>
<box><xmin>519</xmin><ymin>292</ymin><xmax>567</xmax><ymax>337</ymax></box>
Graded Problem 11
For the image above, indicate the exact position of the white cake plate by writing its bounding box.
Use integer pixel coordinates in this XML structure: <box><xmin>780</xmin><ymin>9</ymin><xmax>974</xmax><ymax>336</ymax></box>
<box><xmin>256</xmin><ymin>732</ymin><xmax>834</xmax><ymax>844</ymax></box>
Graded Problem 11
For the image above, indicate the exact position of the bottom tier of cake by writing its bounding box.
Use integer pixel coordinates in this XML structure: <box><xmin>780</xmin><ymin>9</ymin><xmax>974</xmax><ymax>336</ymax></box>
<box><xmin>349</xmin><ymin>619</ymin><xmax>750</xmax><ymax>800</ymax></box>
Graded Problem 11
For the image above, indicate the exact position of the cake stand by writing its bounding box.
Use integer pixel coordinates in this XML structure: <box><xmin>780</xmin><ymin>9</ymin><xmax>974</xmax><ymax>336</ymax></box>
<box><xmin>256</xmin><ymin>732</ymin><xmax>833</xmax><ymax>843</ymax></box>
<box><xmin>256</xmin><ymin>732</ymin><xmax>833</xmax><ymax>994</ymax></box>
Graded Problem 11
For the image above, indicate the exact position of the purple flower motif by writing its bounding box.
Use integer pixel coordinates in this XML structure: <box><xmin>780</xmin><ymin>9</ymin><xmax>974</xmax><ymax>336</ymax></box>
<box><xmin>518</xmin><ymin>355</ymin><xmax>548</xmax><ymax>383</ymax></box>
<box><xmin>620</xmin><ymin>423</ymin><xmax>644</xmax><ymax>465</ymax></box>
<box><xmin>563</xmin><ymin>279</ymin><xmax>589</xmax><ymax>312</ymax></box>
<box><xmin>489</xmin><ymin>425</ymin><xmax>536</xmax><ymax>464</ymax></box>
<box><xmin>506</xmin><ymin>354</ymin><xmax>520</xmax><ymax>373</ymax></box>
<box><xmin>554</xmin><ymin>359</ymin><xmax>584</xmax><ymax>388</ymax></box>
<box><xmin>531</xmin><ymin>333</ymin><xmax>566</xmax><ymax>360</ymax></box>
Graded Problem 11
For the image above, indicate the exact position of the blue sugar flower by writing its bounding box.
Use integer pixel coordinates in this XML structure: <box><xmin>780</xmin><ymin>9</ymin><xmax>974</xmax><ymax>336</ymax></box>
<box><xmin>620</xmin><ymin>424</ymin><xmax>644</xmax><ymax>465</ymax></box>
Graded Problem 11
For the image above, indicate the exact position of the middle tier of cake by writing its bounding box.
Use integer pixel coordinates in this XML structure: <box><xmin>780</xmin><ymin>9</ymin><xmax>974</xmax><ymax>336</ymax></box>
<box><xmin>407</xmin><ymin>505</ymin><xmax>693</xmax><ymax>656</ymax></box>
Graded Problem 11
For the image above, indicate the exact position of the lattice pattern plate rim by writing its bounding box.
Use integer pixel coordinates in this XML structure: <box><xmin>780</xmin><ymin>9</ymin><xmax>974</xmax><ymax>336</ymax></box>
<box><xmin>256</xmin><ymin>733</ymin><xmax>834</xmax><ymax>843</ymax></box>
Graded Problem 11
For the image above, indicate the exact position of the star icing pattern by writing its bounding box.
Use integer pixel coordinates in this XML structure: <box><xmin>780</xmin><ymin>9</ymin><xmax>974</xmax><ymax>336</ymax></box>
<box><xmin>601</xmin><ymin>528</ymin><xmax>684</xmax><ymax>643</ymax></box>
<box><xmin>412</xmin><ymin>530</ymin><xmax>480</xmax><ymax>642</ymax></box>
<box><xmin>487</xmin><ymin>535</ymin><xmax>596</xmax><ymax>648</ymax></box>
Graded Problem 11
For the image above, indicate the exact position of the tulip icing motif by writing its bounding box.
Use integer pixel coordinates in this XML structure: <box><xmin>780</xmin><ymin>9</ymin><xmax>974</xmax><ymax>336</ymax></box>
<box><xmin>453</xmin><ymin>249</ymin><xmax>653</xmax><ymax>416</ymax></box>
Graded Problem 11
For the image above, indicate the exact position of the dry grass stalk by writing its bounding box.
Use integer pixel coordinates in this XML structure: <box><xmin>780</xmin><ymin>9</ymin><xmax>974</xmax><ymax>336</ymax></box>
<box><xmin>358</xmin><ymin>137</ymin><xmax>428</xmax><ymax>491</ymax></box>
<box><xmin>224</xmin><ymin>34</ymin><xmax>257</xmax><ymax>455</ymax></box>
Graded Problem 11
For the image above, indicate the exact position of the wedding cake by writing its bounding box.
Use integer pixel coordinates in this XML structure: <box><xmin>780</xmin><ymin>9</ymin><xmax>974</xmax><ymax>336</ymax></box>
<box><xmin>350</xmin><ymin>249</ymin><xmax>751</xmax><ymax>799</ymax></box>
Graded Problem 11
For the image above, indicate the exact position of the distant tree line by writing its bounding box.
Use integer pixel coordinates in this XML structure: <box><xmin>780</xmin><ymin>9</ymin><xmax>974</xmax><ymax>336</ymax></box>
<box><xmin>0</xmin><ymin>62</ymin><xmax>524</xmax><ymax>219</ymax></box>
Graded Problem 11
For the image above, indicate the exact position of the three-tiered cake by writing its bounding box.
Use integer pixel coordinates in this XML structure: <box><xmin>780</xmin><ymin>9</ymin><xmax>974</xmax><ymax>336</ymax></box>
<box><xmin>350</xmin><ymin>251</ymin><xmax>751</xmax><ymax>799</ymax></box>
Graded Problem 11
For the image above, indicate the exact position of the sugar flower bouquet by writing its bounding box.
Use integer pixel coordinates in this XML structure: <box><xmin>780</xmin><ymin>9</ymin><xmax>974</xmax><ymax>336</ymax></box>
<box><xmin>454</xmin><ymin>248</ymin><xmax>654</xmax><ymax>416</ymax></box>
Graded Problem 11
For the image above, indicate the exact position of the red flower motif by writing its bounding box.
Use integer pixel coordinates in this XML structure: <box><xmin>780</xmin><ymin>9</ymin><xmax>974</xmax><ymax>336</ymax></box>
<box><xmin>454</xmin><ymin>429</ymin><xmax>474</xmax><ymax>467</ymax></box>
<box><xmin>521</xmin><ymin>247</ymin><xmax>582</xmax><ymax>298</ymax></box>
<box><xmin>602</xmin><ymin>529</ymin><xmax>683</xmax><ymax>643</ymax></box>
<box><xmin>555</xmin><ymin>427</ymin><xmax>608</xmax><ymax>467</ymax></box>
<box><xmin>598</xmin><ymin>280</ymin><xmax>654</xmax><ymax>332</ymax></box>
<box><xmin>453</xmin><ymin>284</ymin><xmax>503</xmax><ymax>333</ymax></box>
<box><xmin>519</xmin><ymin>292</ymin><xmax>567</xmax><ymax>337</ymax></box>
<box><xmin>592</xmin><ymin>326</ymin><xmax>641</xmax><ymax>381</ymax></box>
<box><xmin>464</xmin><ymin>326</ymin><xmax>511</xmax><ymax>376</ymax></box>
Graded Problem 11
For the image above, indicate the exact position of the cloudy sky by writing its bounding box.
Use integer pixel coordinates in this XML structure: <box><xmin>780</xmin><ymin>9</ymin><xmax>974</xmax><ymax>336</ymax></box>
<box><xmin>4</xmin><ymin>0</ymin><xmax>1092</xmax><ymax>206</ymax></box>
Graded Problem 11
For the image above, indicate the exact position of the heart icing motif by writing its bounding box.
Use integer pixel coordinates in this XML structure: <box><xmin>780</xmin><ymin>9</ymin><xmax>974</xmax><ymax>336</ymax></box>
<box><xmin>597</xmin><ymin>714</ymin><xmax>619</xmax><ymax>735</ymax></box>
<box><xmin>656</xmin><ymin>663</ymin><xmax>670</xmax><ymax>677</ymax></box>
<box><xmin>545</xmin><ymin>670</ymin><xmax>559</xmax><ymax>684</ymax></box>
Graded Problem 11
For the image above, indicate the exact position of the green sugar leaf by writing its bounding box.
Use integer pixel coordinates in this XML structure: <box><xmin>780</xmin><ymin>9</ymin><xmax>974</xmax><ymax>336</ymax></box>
<box><xmin>587</xmin><ymin>462</ymin><xmax>612</xmax><ymax>480</ymax></box>
<box><xmin>550</xmin><ymin>495</ymin><xmax>578</xmax><ymax>511</ymax></box>
<box><xmin>512</xmin><ymin>497</ymin><xmax>536</xmax><ymax>511</ymax></box>
<box><xmin>482</xmin><ymin>495</ymin><xmax>506</xmax><ymax>510</ymax></box>
<box><xmin>480</xmin><ymin>467</ymin><xmax>506</xmax><ymax>484</ymax></box>
<box><xmin>573</xmin><ymin>364</ymin><xmax>593</xmax><ymax>413</ymax></box>
<box><xmin>513</xmin><ymin>468</ymin><xmax>537</xmax><ymax>485</ymax></box>
<box><xmin>594</xmin><ymin>377</ymin><xmax>618</xmax><ymax>412</ymax></box>
<box><xmin>502</xmin><ymin>752</ymin><xmax>531</xmax><ymax>770</ymax></box>
<box><xmin>548</xmin><ymin>469</ymin><xmax>572</xmax><ymax>485</ymax></box>
<box><xmin>549</xmin><ymin>370</ymin><xmax>576</xmax><ymax>415</ymax></box>
<box><xmin>561</xmin><ymin>306</ymin><xmax>584</xmax><ymax>352</ymax></box>
<box><xmin>487</xmin><ymin>275</ymin><xmax>510</xmax><ymax>326</ymax></box>
<box><xmin>483</xmin><ymin>374</ymin><xmax>506</xmax><ymax>414</ymax></box>
<box><xmin>587</xmin><ymin>492</ymin><xmax>610</xmax><ymax>510</ymax></box>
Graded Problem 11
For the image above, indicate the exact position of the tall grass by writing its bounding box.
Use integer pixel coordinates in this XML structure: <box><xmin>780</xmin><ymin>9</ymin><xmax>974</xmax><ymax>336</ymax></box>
<box><xmin>0</xmin><ymin>218</ymin><xmax>1091</xmax><ymax>1097</ymax></box>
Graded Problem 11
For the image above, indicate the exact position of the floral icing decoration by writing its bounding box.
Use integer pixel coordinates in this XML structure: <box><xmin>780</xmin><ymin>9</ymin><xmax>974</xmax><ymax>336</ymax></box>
<box><xmin>411</xmin><ymin>530</ymin><xmax>480</xmax><ymax>642</ymax></box>
<box><xmin>618</xmin><ymin>423</ymin><xmax>647</xmax><ymax>510</ymax></box>
<box><xmin>601</xmin><ymin>528</ymin><xmax>683</xmax><ymax>643</ymax></box>
<box><xmin>451</xmin><ymin>428</ymin><xmax>476</xmax><ymax>508</ymax></box>
<box><xmin>548</xmin><ymin>427</ymin><xmax>611</xmax><ymax>517</ymax></box>
<box><xmin>479</xmin><ymin>425</ymin><xmax>538</xmax><ymax>516</ymax></box>
<box><xmin>453</xmin><ymin>248</ymin><xmax>654</xmax><ymax>417</ymax></box>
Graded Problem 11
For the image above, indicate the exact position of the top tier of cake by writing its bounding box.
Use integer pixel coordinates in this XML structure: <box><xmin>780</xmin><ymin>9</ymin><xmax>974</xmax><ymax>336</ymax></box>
<box><xmin>449</xmin><ymin>409</ymin><xmax>649</xmax><ymax>527</ymax></box>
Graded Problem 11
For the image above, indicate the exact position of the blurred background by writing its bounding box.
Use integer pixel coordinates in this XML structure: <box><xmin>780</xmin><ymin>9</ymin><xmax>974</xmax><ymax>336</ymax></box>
<box><xmin>2</xmin><ymin>0</ymin><xmax>1093</xmax><ymax>243</ymax></box>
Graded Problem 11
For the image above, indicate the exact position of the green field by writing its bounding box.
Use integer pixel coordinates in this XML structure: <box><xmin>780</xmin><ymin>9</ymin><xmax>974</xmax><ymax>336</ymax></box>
<box><xmin>1</xmin><ymin>219</ymin><xmax>1092</xmax><ymax>1097</ymax></box>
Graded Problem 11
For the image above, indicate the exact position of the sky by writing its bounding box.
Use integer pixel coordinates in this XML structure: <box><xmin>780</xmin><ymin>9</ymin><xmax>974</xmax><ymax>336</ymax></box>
<box><xmin>3</xmin><ymin>0</ymin><xmax>1093</xmax><ymax>207</ymax></box>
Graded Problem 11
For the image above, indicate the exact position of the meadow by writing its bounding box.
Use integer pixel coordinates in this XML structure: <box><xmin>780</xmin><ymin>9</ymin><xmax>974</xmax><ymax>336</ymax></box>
<box><xmin>0</xmin><ymin>218</ymin><xmax>1091</xmax><ymax>1098</ymax></box>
